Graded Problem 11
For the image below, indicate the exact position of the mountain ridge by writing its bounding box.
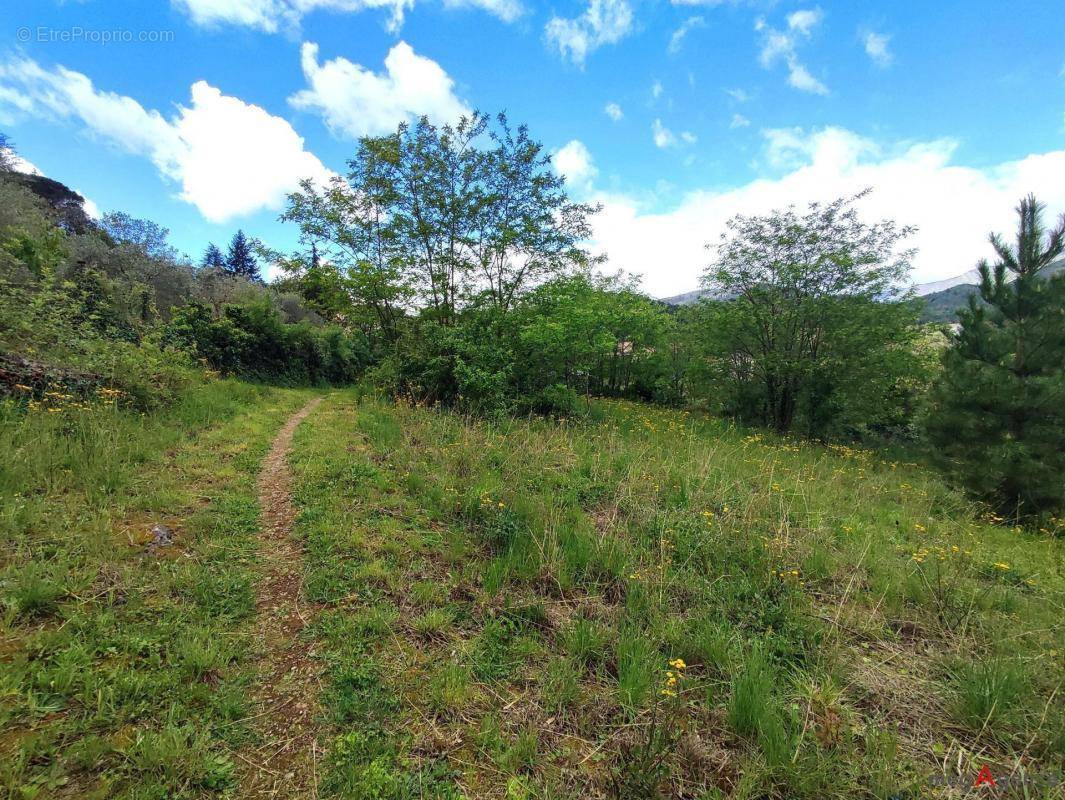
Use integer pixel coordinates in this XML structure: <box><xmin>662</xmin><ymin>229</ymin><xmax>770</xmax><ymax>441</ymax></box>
<box><xmin>658</xmin><ymin>258</ymin><xmax>1065</xmax><ymax>323</ymax></box>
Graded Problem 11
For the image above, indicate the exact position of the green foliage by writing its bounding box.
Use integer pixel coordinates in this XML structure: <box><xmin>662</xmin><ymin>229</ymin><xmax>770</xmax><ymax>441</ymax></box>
<box><xmin>951</xmin><ymin>657</ymin><xmax>1028</xmax><ymax>731</ymax></box>
<box><xmin>727</xmin><ymin>643</ymin><xmax>793</xmax><ymax>766</ymax></box>
<box><xmin>691</xmin><ymin>192</ymin><xmax>927</xmax><ymax>438</ymax></box>
<box><xmin>166</xmin><ymin>297</ymin><xmax>369</xmax><ymax>384</ymax></box>
<box><xmin>1</xmin><ymin>172</ymin><xmax>364</xmax><ymax>401</ymax></box>
<box><xmin>224</xmin><ymin>229</ymin><xmax>260</xmax><ymax>282</ymax></box>
<box><xmin>925</xmin><ymin>195</ymin><xmax>1065</xmax><ymax>516</ymax></box>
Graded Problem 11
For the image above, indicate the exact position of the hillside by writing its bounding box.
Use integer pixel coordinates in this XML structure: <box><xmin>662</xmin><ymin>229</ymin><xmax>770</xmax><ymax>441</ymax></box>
<box><xmin>3</xmin><ymin>387</ymin><xmax>1062</xmax><ymax>799</ymax></box>
<box><xmin>918</xmin><ymin>258</ymin><xmax>1065</xmax><ymax>323</ymax></box>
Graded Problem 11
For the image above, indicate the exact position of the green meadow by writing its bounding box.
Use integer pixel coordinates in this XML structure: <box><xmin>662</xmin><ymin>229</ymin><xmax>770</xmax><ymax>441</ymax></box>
<box><xmin>4</xmin><ymin>386</ymin><xmax>1060</xmax><ymax>798</ymax></box>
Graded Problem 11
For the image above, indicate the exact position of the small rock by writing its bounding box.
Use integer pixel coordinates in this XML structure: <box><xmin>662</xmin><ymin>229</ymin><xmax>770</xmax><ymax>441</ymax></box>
<box><xmin>149</xmin><ymin>524</ymin><xmax>174</xmax><ymax>547</ymax></box>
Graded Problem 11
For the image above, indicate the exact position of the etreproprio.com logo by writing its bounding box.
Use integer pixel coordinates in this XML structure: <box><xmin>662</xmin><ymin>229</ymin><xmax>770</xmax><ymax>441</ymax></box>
<box><xmin>889</xmin><ymin>765</ymin><xmax>1063</xmax><ymax>799</ymax></box>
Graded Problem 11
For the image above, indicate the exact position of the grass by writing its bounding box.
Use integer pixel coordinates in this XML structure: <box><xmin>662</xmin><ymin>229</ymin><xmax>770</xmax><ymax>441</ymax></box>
<box><xmin>0</xmin><ymin>380</ymin><xmax>315</xmax><ymax>799</ymax></box>
<box><xmin>288</xmin><ymin>391</ymin><xmax>1064</xmax><ymax>799</ymax></box>
<box><xmin>3</xmin><ymin>382</ymin><xmax>1063</xmax><ymax>798</ymax></box>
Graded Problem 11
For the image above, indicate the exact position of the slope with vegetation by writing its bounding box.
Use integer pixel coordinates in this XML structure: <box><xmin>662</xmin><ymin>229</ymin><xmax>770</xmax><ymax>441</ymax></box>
<box><xmin>2</xmin><ymin>116</ymin><xmax>1064</xmax><ymax>799</ymax></box>
<box><xmin>284</xmin><ymin>391</ymin><xmax>1063</xmax><ymax>799</ymax></box>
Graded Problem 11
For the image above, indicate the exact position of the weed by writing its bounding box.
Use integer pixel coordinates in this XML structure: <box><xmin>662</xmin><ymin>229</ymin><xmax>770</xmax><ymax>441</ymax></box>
<box><xmin>428</xmin><ymin>662</ymin><xmax>473</xmax><ymax>715</ymax></box>
<box><xmin>563</xmin><ymin>617</ymin><xmax>609</xmax><ymax>669</ymax></box>
<box><xmin>951</xmin><ymin>657</ymin><xmax>1027</xmax><ymax>731</ymax></box>
<box><xmin>412</xmin><ymin>607</ymin><xmax>455</xmax><ymax>639</ymax></box>
<box><xmin>616</xmin><ymin>630</ymin><xmax>657</xmax><ymax>714</ymax></box>
<box><xmin>4</xmin><ymin>562</ymin><xmax>64</xmax><ymax>618</ymax></box>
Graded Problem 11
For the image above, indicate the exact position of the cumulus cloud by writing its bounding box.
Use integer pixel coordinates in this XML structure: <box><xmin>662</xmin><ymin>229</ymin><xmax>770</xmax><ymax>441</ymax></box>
<box><xmin>545</xmin><ymin>0</ymin><xmax>634</xmax><ymax>66</ymax></box>
<box><xmin>863</xmin><ymin>32</ymin><xmax>893</xmax><ymax>67</ymax></box>
<box><xmin>575</xmin><ymin>127</ymin><xmax>1065</xmax><ymax>297</ymax></box>
<box><xmin>289</xmin><ymin>42</ymin><xmax>470</xmax><ymax>139</ymax></box>
<box><xmin>552</xmin><ymin>139</ymin><xmax>598</xmax><ymax>194</ymax></box>
<box><xmin>173</xmin><ymin>0</ymin><xmax>519</xmax><ymax>34</ymax></box>
<box><xmin>0</xmin><ymin>56</ymin><xmax>332</xmax><ymax>222</ymax></box>
<box><xmin>756</xmin><ymin>9</ymin><xmax>828</xmax><ymax>95</ymax></box>
<box><xmin>604</xmin><ymin>102</ymin><xmax>623</xmax><ymax>121</ymax></box>
<box><xmin>729</xmin><ymin>113</ymin><xmax>750</xmax><ymax>129</ymax></box>
<box><xmin>668</xmin><ymin>16</ymin><xmax>705</xmax><ymax>54</ymax></box>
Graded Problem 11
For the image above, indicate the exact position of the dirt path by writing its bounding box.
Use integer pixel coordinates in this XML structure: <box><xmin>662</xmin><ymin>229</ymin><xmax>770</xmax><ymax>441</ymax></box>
<box><xmin>241</xmin><ymin>397</ymin><xmax>324</xmax><ymax>799</ymax></box>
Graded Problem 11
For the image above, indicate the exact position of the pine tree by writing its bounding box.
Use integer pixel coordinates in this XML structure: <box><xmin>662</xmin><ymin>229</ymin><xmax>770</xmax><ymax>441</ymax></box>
<box><xmin>201</xmin><ymin>243</ymin><xmax>226</xmax><ymax>270</ymax></box>
<box><xmin>926</xmin><ymin>195</ymin><xmax>1065</xmax><ymax>517</ymax></box>
<box><xmin>225</xmin><ymin>230</ymin><xmax>261</xmax><ymax>282</ymax></box>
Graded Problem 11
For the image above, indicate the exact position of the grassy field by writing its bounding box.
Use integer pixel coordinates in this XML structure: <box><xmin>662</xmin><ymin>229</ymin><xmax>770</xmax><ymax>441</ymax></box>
<box><xmin>291</xmin><ymin>391</ymin><xmax>1064</xmax><ymax>799</ymax></box>
<box><xmin>2</xmin><ymin>385</ymin><xmax>1063</xmax><ymax>799</ymax></box>
<box><xmin>0</xmin><ymin>381</ymin><xmax>316</xmax><ymax>799</ymax></box>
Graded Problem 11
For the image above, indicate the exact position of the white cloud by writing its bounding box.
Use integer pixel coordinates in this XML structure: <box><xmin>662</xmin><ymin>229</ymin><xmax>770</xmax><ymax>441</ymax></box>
<box><xmin>545</xmin><ymin>0</ymin><xmax>634</xmax><ymax>66</ymax></box>
<box><xmin>552</xmin><ymin>139</ymin><xmax>597</xmax><ymax>194</ymax></box>
<box><xmin>863</xmin><ymin>32</ymin><xmax>893</xmax><ymax>68</ymax></box>
<box><xmin>652</xmin><ymin>118</ymin><xmax>675</xmax><ymax>148</ymax></box>
<box><xmin>0</xmin><ymin>56</ymin><xmax>332</xmax><ymax>223</ymax></box>
<box><xmin>289</xmin><ymin>41</ymin><xmax>470</xmax><ymax>139</ymax></box>
<box><xmin>729</xmin><ymin>113</ymin><xmax>750</xmax><ymax>129</ymax></box>
<box><xmin>652</xmin><ymin>119</ymin><xmax>696</xmax><ymax>149</ymax></box>
<box><xmin>757</xmin><ymin>9</ymin><xmax>828</xmax><ymax>95</ymax></box>
<box><xmin>173</xmin><ymin>0</ymin><xmax>519</xmax><ymax>34</ymax></box>
<box><xmin>725</xmin><ymin>87</ymin><xmax>749</xmax><ymax>103</ymax></box>
<box><xmin>651</xmin><ymin>79</ymin><xmax>664</xmax><ymax>100</ymax></box>
<box><xmin>604</xmin><ymin>101</ymin><xmax>623</xmax><ymax>121</ymax></box>
<box><xmin>786</xmin><ymin>8</ymin><xmax>821</xmax><ymax>35</ymax></box>
<box><xmin>444</xmin><ymin>0</ymin><xmax>522</xmax><ymax>21</ymax></box>
<box><xmin>2</xmin><ymin>147</ymin><xmax>42</xmax><ymax>175</ymax></box>
<box><xmin>577</xmin><ymin>127</ymin><xmax>1065</xmax><ymax>297</ymax></box>
<box><xmin>668</xmin><ymin>16</ymin><xmax>705</xmax><ymax>54</ymax></box>
<box><xmin>76</xmin><ymin>190</ymin><xmax>102</xmax><ymax>220</ymax></box>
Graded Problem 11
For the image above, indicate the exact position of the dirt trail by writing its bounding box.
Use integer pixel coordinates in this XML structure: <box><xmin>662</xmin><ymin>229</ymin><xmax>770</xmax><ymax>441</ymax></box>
<box><xmin>241</xmin><ymin>397</ymin><xmax>323</xmax><ymax>799</ymax></box>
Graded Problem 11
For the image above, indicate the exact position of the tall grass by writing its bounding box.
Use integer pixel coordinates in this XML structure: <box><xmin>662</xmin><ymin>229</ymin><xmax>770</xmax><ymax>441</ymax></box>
<box><xmin>0</xmin><ymin>380</ymin><xmax>312</xmax><ymax>798</ymax></box>
<box><xmin>288</xmin><ymin>392</ymin><xmax>1065</xmax><ymax>799</ymax></box>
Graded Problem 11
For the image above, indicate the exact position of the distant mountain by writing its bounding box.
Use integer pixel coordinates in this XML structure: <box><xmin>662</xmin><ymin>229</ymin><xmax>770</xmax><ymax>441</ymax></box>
<box><xmin>659</xmin><ymin>259</ymin><xmax>1065</xmax><ymax>324</ymax></box>
<box><xmin>917</xmin><ymin>258</ymin><xmax>1065</xmax><ymax>323</ymax></box>
<box><xmin>659</xmin><ymin>288</ymin><xmax>713</xmax><ymax>306</ymax></box>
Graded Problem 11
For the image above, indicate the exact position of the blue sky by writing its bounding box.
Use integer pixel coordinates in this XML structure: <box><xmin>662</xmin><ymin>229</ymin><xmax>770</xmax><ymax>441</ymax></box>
<box><xmin>1</xmin><ymin>0</ymin><xmax>1063</xmax><ymax>296</ymax></box>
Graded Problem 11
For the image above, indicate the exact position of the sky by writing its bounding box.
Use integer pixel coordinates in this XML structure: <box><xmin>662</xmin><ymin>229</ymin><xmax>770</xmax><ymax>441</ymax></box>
<box><xmin>1</xmin><ymin>0</ymin><xmax>1063</xmax><ymax>297</ymax></box>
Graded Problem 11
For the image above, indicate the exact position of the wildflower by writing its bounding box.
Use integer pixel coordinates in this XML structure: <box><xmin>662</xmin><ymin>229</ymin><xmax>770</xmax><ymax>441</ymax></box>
<box><xmin>993</xmin><ymin>562</ymin><xmax>1010</xmax><ymax>571</ymax></box>
<box><xmin>669</xmin><ymin>658</ymin><xmax>686</xmax><ymax>670</ymax></box>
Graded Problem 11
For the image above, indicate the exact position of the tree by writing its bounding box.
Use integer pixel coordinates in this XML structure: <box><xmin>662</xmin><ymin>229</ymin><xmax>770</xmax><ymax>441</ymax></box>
<box><xmin>201</xmin><ymin>243</ymin><xmax>226</xmax><ymax>270</ymax></box>
<box><xmin>280</xmin><ymin>112</ymin><xmax>597</xmax><ymax>352</ymax></box>
<box><xmin>102</xmin><ymin>212</ymin><xmax>179</xmax><ymax>261</ymax></box>
<box><xmin>0</xmin><ymin>131</ymin><xmax>14</xmax><ymax>171</ymax></box>
<box><xmin>226</xmin><ymin>229</ymin><xmax>261</xmax><ymax>282</ymax></box>
<box><xmin>695</xmin><ymin>192</ymin><xmax>922</xmax><ymax>437</ymax></box>
<box><xmin>472</xmin><ymin>115</ymin><xmax>599</xmax><ymax>314</ymax></box>
<box><xmin>925</xmin><ymin>195</ymin><xmax>1065</xmax><ymax>517</ymax></box>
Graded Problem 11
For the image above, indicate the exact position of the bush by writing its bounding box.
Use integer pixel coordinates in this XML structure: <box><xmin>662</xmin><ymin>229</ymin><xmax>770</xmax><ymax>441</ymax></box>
<box><xmin>167</xmin><ymin>298</ymin><xmax>369</xmax><ymax>385</ymax></box>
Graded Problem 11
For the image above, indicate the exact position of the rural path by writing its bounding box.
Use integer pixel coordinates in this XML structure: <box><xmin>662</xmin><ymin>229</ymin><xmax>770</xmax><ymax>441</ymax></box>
<box><xmin>241</xmin><ymin>396</ymin><xmax>323</xmax><ymax>799</ymax></box>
